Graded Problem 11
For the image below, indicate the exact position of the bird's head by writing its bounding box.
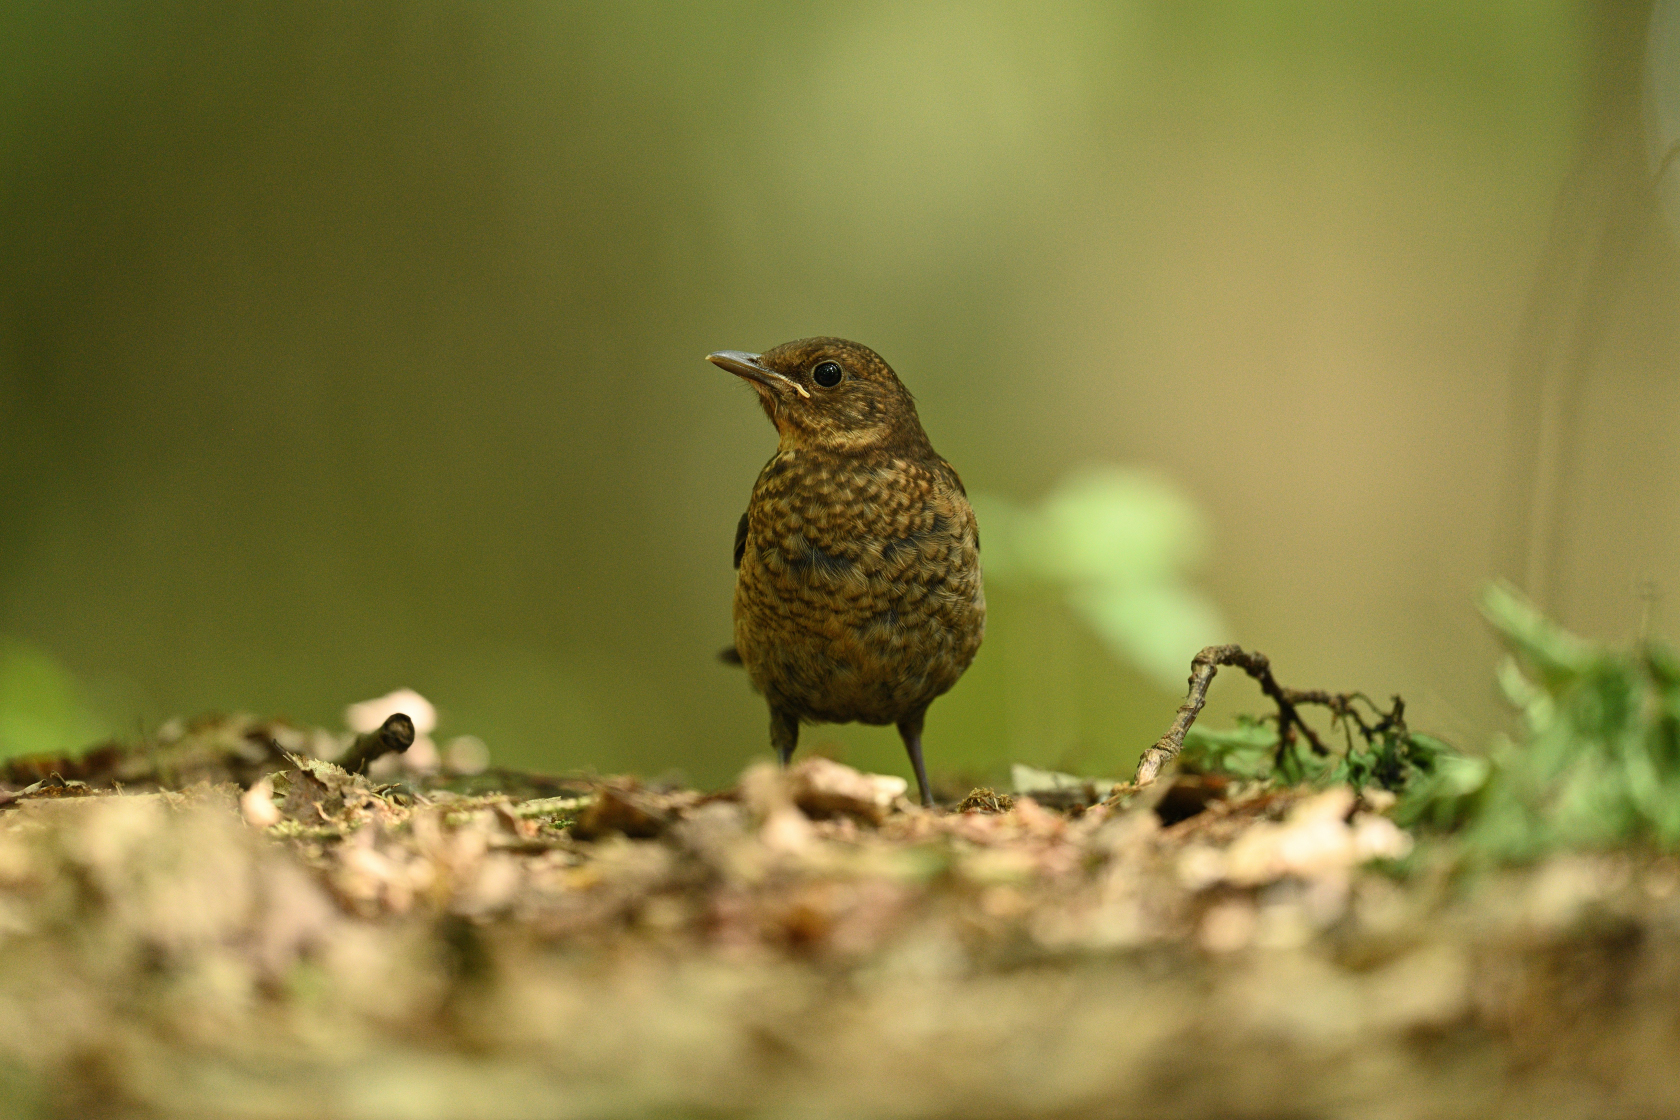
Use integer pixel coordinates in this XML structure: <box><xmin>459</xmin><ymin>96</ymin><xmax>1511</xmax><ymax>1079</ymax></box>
<box><xmin>707</xmin><ymin>337</ymin><xmax>929</xmax><ymax>452</ymax></box>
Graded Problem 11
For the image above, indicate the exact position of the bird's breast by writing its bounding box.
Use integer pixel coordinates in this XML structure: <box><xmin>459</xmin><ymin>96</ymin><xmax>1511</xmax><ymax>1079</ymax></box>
<box><xmin>738</xmin><ymin>452</ymin><xmax>980</xmax><ymax>645</ymax></box>
<box><xmin>732</xmin><ymin>449</ymin><xmax>985</xmax><ymax>724</ymax></box>
<box><xmin>744</xmin><ymin>454</ymin><xmax>976</xmax><ymax>588</ymax></box>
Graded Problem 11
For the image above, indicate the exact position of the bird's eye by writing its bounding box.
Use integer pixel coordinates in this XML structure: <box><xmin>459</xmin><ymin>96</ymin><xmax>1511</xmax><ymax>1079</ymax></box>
<box><xmin>812</xmin><ymin>360</ymin><xmax>843</xmax><ymax>388</ymax></box>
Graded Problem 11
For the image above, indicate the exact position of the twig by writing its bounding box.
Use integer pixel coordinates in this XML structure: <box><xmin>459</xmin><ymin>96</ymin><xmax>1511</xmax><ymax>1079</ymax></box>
<box><xmin>1133</xmin><ymin>646</ymin><xmax>1409</xmax><ymax>786</ymax></box>
<box><xmin>337</xmin><ymin>713</ymin><xmax>416</xmax><ymax>774</ymax></box>
<box><xmin>1134</xmin><ymin>645</ymin><xmax>1238</xmax><ymax>786</ymax></box>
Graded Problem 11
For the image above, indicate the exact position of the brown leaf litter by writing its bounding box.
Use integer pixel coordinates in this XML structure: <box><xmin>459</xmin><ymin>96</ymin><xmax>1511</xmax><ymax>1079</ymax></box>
<box><xmin>0</xmin><ymin>717</ymin><xmax>1678</xmax><ymax>1119</ymax></box>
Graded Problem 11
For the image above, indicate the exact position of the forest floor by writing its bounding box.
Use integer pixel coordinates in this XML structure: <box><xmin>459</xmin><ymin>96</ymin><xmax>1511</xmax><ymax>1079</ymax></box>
<box><xmin>0</xmin><ymin>711</ymin><xmax>1676</xmax><ymax>1120</ymax></box>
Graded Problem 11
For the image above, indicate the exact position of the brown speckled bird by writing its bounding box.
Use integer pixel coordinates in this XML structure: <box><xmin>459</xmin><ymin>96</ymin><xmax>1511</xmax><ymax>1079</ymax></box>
<box><xmin>708</xmin><ymin>338</ymin><xmax>984</xmax><ymax>807</ymax></box>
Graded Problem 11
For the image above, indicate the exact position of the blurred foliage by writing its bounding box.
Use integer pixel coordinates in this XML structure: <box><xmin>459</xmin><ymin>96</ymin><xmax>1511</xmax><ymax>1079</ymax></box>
<box><xmin>1396</xmin><ymin>583</ymin><xmax>1680</xmax><ymax>860</ymax></box>
<box><xmin>1177</xmin><ymin>715</ymin><xmax>1279</xmax><ymax>778</ymax></box>
<box><xmin>1173</xmin><ymin>581</ymin><xmax>1680</xmax><ymax>864</ymax></box>
<box><xmin>974</xmin><ymin>467</ymin><xmax>1227</xmax><ymax>690</ymax></box>
<box><xmin>0</xmin><ymin>0</ymin><xmax>1640</xmax><ymax>785</ymax></box>
<box><xmin>1649</xmin><ymin>0</ymin><xmax>1680</xmax><ymax>236</ymax></box>
<box><xmin>0</xmin><ymin>636</ymin><xmax>109</xmax><ymax>761</ymax></box>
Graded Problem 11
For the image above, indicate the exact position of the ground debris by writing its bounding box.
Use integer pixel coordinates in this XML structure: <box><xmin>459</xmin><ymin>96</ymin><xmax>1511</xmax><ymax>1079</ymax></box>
<box><xmin>956</xmin><ymin>787</ymin><xmax>1015</xmax><ymax>813</ymax></box>
<box><xmin>0</xmin><ymin>772</ymin><xmax>102</xmax><ymax>810</ymax></box>
<box><xmin>571</xmin><ymin>782</ymin><xmax>696</xmax><ymax>839</ymax></box>
<box><xmin>787</xmin><ymin>755</ymin><xmax>907</xmax><ymax>823</ymax></box>
<box><xmin>0</xmin><ymin>718</ymin><xmax>1677</xmax><ymax>1119</ymax></box>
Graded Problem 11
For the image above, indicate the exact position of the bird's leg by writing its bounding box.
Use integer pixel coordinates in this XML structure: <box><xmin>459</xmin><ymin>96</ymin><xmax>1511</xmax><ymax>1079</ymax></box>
<box><xmin>770</xmin><ymin>706</ymin><xmax>800</xmax><ymax>767</ymax></box>
<box><xmin>897</xmin><ymin>709</ymin><xmax>934</xmax><ymax>808</ymax></box>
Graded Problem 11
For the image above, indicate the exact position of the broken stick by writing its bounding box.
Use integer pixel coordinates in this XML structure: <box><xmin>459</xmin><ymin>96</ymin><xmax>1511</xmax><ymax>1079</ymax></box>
<box><xmin>1134</xmin><ymin>645</ymin><xmax>1398</xmax><ymax>786</ymax></box>
<box><xmin>337</xmin><ymin>713</ymin><xmax>416</xmax><ymax>774</ymax></box>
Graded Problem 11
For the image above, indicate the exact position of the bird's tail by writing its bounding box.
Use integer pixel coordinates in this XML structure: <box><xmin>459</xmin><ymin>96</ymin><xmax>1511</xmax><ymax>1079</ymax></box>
<box><xmin>718</xmin><ymin>645</ymin><xmax>743</xmax><ymax>666</ymax></box>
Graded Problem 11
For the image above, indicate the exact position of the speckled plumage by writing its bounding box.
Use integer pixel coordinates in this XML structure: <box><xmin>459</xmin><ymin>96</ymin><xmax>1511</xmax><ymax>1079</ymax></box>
<box><xmin>708</xmin><ymin>338</ymin><xmax>984</xmax><ymax>806</ymax></box>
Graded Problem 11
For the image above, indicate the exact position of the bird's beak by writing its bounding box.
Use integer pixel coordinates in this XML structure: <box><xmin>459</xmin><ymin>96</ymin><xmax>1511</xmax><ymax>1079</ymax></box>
<box><xmin>706</xmin><ymin>351</ymin><xmax>810</xmax><ymax>399</ymax></box>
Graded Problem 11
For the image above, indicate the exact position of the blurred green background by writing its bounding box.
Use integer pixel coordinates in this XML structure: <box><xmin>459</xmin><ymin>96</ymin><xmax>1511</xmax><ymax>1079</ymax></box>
<box><xmin>3</xmin><ymin>1</ymin><xmax>1677</xmax><ymax>789</ymax></box>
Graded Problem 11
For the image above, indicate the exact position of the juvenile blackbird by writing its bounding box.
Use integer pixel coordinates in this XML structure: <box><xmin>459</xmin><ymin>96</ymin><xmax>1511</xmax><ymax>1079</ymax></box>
<box><xmin>708</xmin><ymin>338</ymin><xmax>984</xmax><ymax>807</ymax></box>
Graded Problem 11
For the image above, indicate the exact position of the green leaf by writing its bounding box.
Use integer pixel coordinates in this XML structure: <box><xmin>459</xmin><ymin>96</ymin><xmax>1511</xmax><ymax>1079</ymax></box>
<box><xmin>1481</xmin><ymin>582</ymin><xmax>1600</xmax><ymax>683</ymax></box>
<box><xmin>1180</xmin><ymin>716</ymin><xmax>1279</xmax><ymax>780</ymax></box>
<box><xmin>1031</xmin><ymin>469</ymin><xmax>1208</xmax><ymax>584</ymax></box>
<box><xmin>972</xmin><ymin>468</ymin><xmax>1228</xmax><ymax>691</ymax></box>
<box><xmin>1067</xmin><ymin>582</ymin><xmax>1229</xmax><ymax>691</ymax></box>
<box><xmin>1397</xmin><ymin>586</ymin><xmax>1680</xmax><ymax>860</ymax></box>
<box><xmin>0</xmin><ymin>636</ymin><xmax>110</xmax><ymax>760</ymax></box>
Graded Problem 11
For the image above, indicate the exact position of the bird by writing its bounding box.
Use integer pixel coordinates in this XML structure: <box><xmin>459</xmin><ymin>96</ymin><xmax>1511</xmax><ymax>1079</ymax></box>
<box><xmin>707</xmin><ymin>337</ymin><xmax>984</xmax><ymax>807</ymax></box>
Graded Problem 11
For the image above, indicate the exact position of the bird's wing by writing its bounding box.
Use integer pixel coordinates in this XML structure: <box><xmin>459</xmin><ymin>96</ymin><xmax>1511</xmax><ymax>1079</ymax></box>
<box><xmin>939</xmin><ymin>458</ymin><xmax>968</xmax><ymax>496</ymax></box>
<box><xmin>938</xmin><ymin>459</ymin><xmax>980</xmax><ymax>552</ymax></box>
<box><xmin>724</xmin><ymin>512</ymin><xmax>749</xmax><ymax>665</ymax></box>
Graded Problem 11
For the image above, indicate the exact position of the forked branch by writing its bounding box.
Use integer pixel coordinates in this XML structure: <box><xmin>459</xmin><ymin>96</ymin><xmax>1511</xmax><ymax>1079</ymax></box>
<box><xmin>1133</xmin><ymin>645</ymin><xmax>1407</xmax><ymax>786</ymax></box>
